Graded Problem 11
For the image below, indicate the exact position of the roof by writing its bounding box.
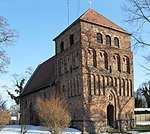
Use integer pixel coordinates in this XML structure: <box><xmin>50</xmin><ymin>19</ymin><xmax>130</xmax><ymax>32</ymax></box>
<box><xmin>21</xmin><ymin>56</ymin><xmax>56</xmax><ymax>96</ymax></box>
<box><xmin>80</xmin><ymin>9</ymin><xmax>129</xmax><ymax>34</ymax></box>
<box><xmin>54</xmin><ymin>9</ymin><xmax>129</xmax><ymax>40</ymax></box>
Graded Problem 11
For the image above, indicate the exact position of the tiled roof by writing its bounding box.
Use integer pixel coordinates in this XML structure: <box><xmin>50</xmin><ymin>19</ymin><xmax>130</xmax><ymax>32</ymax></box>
<box><xmin>80</xmin><ymin>9</ymin><xmax>129</xmax><ymax>34</ymax></box>
<box><xmin>54</xmin><ymin>9</ymin><xmax>129</xmax><ymax>40</ymax></box>
<box><xmin>21</xmin><ymin>56</ymin><xmax>56</xmax><ymax>96</ymax></box>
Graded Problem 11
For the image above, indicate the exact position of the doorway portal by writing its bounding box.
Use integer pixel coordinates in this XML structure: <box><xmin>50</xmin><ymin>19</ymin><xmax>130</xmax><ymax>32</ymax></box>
<box><xmin>107</xmin><ymin>104</ymin><xmax>114</xmax><ymax>127</ymax></box>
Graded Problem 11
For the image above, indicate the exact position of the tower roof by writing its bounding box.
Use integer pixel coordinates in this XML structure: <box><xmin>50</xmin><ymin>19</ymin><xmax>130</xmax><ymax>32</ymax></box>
<box><xmin>54</xmin><ymin>8</ymin><xmax>130</xmax><ymax>41</ymax></box>
<box><xmin>79</xmin><ymin>9</ymin><xmax>128</xmax><ymax>34</ymax></box>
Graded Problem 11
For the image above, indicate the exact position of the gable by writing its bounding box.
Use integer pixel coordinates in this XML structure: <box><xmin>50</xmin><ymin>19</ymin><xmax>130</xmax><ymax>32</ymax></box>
<box><xmin>80</xmin><ymin>9</ymin><xmax>129</xmax><ymax>34</ymax></box>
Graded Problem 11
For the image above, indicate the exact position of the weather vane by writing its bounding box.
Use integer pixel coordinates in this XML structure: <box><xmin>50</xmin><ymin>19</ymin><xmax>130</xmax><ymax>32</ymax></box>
<box><xmin>88</xmin><ymin>0</ymin><xmax>92</xmax><ymax>9</ymax></box>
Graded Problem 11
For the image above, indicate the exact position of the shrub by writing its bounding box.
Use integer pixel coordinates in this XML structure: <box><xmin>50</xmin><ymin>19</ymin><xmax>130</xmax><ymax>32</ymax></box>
<box><xmin>0</xmin><ymin>109</ymin><xmax>11</xmax><ymax>129</ymax></box>
<box><xmin>36</xmin><ymin>97</ymin><xmax>71</xmax><ymax>134</ymax></box>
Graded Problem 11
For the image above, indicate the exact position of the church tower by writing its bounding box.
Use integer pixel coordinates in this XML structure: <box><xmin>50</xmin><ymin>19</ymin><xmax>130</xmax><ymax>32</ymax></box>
<box><xmin>20</xmin><ymin>9</ymin><xmax>134</xmax><ymax>134</ymax></box>
<box><xmin>54</xmin><ymin>9</ymin><xmax>134</xmax><ymax>133</ymax></box>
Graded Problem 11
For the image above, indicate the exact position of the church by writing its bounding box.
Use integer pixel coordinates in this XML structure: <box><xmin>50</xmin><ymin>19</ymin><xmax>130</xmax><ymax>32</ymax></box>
<box><xmin>20</xmin><ymin>9</ymin><xmax>134</xmax><ymax>133</ymax></box>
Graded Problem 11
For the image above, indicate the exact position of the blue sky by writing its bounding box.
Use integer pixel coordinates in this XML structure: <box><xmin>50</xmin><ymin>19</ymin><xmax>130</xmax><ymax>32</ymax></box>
<box><xmin>0</xmin><ymin>0</ymin><xmax>150</xmax><ymax>107</ymax></box>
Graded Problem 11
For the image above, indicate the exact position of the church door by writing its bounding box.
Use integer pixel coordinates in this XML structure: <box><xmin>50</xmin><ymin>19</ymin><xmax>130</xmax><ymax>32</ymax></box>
<box><xmin>107</xmin><ymin>104</ymin><xmax>114</xmax><ymax>127</ymax></box>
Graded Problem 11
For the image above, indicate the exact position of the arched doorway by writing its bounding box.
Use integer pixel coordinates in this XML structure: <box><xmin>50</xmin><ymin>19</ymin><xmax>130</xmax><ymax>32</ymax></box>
<box><xmin>107</xmin><ymin>104</ymin><xmax>114</xmax><ymax>127</ymax></box>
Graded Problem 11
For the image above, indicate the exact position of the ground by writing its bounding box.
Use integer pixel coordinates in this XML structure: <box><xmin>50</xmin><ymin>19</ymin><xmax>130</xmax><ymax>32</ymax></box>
<box><xmin>0</xmin><ymin>125</ymin><xmax>81</xmax><ymax>134</ymax></box>
<box><xmin>0</xmin><ymin>122</ymin><xmax>150</xmax><ymax>134</ymax></box>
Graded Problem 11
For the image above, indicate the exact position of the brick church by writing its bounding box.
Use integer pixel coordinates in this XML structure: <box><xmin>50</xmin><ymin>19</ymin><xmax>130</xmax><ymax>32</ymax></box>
<box><xmin>20</xmin><ymin>9</ymin><xmax>134</xmax><ymax>133</ymax></box>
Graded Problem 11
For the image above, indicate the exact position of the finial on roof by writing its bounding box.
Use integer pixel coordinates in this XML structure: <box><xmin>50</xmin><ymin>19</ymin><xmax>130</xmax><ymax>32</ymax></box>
<box><xmin>88</xmin><ymin>0</ymin><xmax>92</xmax><ymax>9</ymax></box>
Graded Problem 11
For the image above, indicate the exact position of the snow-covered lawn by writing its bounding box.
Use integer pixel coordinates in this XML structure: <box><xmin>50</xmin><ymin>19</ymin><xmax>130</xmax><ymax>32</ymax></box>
<box><xmin>1</xmin><ymin>123</ymin><xmax>150</xmax><ymax>134</ymax></box>
<box><xmin>0</xmin><ymin>125</ymin><xmax>81</xmax><ymax>134</ymax></box>
<box><xmin>137</xmin><ymin>121</ymin><xmax>150</xmax><ymax>125</ymax></box>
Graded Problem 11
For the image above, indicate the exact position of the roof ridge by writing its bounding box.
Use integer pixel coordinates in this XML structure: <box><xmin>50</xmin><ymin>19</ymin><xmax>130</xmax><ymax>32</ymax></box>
<box><xmin>79</xmin><ymin>8</ymin><xmax>129</xmax><ymax>34</ymax></box>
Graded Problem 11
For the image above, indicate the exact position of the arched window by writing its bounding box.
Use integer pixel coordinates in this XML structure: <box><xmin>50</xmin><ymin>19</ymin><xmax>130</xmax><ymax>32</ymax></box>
<box><xmin>113</xmin><ymin>54</ymin><xmax>121</xmax><ymax>72</ymax></box>
<box><xmin>101</xmin><ymin>75</ymin><xmax>105</xmax><ymax>95</ymax></box>
<box><xmin>126</xmin><ymin>80</ymin><xmax>129</xmax><ymax>96</ymax></box>
<box><xmin>70</xmin><ymin>34</ymin><xmax>74</xmax><ymax>45</ymax></box>
<box><xmin>87</xmin><ymin>49</ymin><xmax>97</xmax><ymax>67</ymax></box>
<box><xmin>127</xmin><ymin>57</ymin><xmax>130</xmax><ymax>74</ymax></box>
<box><xmin>93</xmin><ymin>50</ymin><xmax>97</xmax><ymax>67</ymax></box>
<box><xmin>96</xmin><ymin>75</ymin><xmax>100</xmax><ymax>95</ymax></box>
<box><xmin>117</xmin><ymin>55</ymin><xmax>121</xmax><ymax>72</ymax></box>
<box><xmin>91</xmin><ymin>74</ymin><xmax>96</xmax><ymax>95</ymax></box>
<box><xmin>97</xmin><ymin>33</ymin><xmax>103</xmax><ymax>43</ymax></box>
<box><xmin>104</xmin><ymin>53</ymin><xmax>108</xmax><ymax>70</ymax></box>
<box><xmin>106</xmin><ymin>77</ymin><xmax>109</xmax><ymax>86</ymax></box>
<box><xmin>99</xmin><ymin>51</ymin><xmax>108</xmax><ymax>70</ymax></box>
<box><xmin>109</xmin><ymin>66</ymin><xmax>112</xmax><ymax>73</ymax></box>
<box><xmin>119</xmin><ymin>78</ymin><xmax>121</xmax><ymax>96</ymax></box>
<box><xmin>114</xmin><ymin>37</ymin><xmax>119</xmax><ymax>48</ymax></box>
<box><xmin>122</xmin><ymin>79</ymin><xmax>125</xmax><ymax>96</ymax></box>
<box><xmin>129</xmin><ymin>80</ymin><xmax>133</xmax><ymax>97</ymax></box>
<box><xmin>60</xmin><ymin>41</ymin><xmax>64</xmax><ymax>51</ymax></box>
<box><xmin>114</xmin><ymin>78</ymin><xmax>117</xmax><ymax>87</ymax></box>
<box><xmin>106</xmin><ymin>35</ymin><xmax>111</xmax><ymax>46</ymax></box>
<box><xmin>110</xmin><ymin>77</ymin><xmax>113</xmax><ymax>86</ymax></box>
<box><xmin>122</xmin><ymin>56</ymin><xmax>130</xmax><ymax>73</ymax></box>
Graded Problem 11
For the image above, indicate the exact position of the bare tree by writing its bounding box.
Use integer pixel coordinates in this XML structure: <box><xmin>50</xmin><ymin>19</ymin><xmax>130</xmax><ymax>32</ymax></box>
<box><xmin>0</xmin><ymin>95</ymin><xmax>7</xmax><ymax>111</ymax></box>
<box><xmin>0</xmin><ymin>16</ymin><xmax>18</xmax><ymax>74</ymax></box>
<box><xmin>7</xmin><ymin>77</ymin><xmax>25</xmax><ymax>105</ymax></box>
<box><xmin>5</xmin><ymin>67</ymin><xmax>33</xmax><ymax>105</ymax></box>
<box><xmin>134</xmin><ymin>88</ymin><xmax>146</xmax><ymax>108</ymax></box>
<box><xmin>139</xmin><ymin>81</ymin><xmax>150</xmax><ymax>107</ymax></box>
<box><xmin>123</xmin><ymin>0</ymin><xmax>150</xmax><ymax>74</ymax></box>
<box><xmin>36</xmin><ymin>96</ymin><xmax>71</xmax><ymax>134</ymax></box>
<box><xmin>123</xmin><ymin>0</ymin><xmax>150</xmax><ymax>47</ymax></box>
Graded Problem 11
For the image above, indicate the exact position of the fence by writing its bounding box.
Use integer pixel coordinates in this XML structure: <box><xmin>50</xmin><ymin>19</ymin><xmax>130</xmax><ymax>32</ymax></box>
<box><xmin>134</xmin><ymin>114</ymin><xmax>150</xmax><ymax>122</ymax></box>
<box><xmin>134</xmin><ymin>108</ymin><xmax>150</xmax><ymax>122</ymax></box>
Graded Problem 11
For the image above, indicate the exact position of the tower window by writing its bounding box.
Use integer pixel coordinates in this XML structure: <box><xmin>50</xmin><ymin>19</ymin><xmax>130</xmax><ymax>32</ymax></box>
<box><xmin>109</xmin><ymin>66</ymin><xmax>112</xmax><ymax>73</ymax></box>
<box><xmin>70</xmin><ymin>34</ymin><xmax>74</xmax><ymax>45</ymax></box>
<box><xmin>117</xmin><ymin>55</ymin><xmax>121</xmax><ymax>72</ymax></box>
<box><xmin>113</xmin><ymin>54</ymin><xmax>121</xmax><ymax>72</ymax></box>
<box><xmin>106</xmin><ymin>35</ymin><xmax>111</xmax><ymax>46</ymax></box>
<box><xmin>97</xmin><ymin>33</ymin><xmax>103</xmax><ymax>43</ymax></box>
<box><xmin>99</xmin><ymin>51</ymin><xmax>108</xmax><ymax>70</ymax></box>
<box><xmin>60</xmin><ymin>41</ymin><xmax>64</xmax><ymax>51</ymax></box>
<box><xmin>123</xmin><ymin>56</ymin><xmax>130</xmax><ymax>73</ymax></box>
<box><xmin>127</xmin><ymin>57</ymin><xmax>130</xmax><ymax>74</ymax></box>
<box><xmin>104</xmin><ymin>52</ymin><xmax>108</xmax><ymax>70</ymax></box>
<box><xmin>114</xmin><ymin>37</ymin><xmax>119</xmax><ymax>48</ymax></box>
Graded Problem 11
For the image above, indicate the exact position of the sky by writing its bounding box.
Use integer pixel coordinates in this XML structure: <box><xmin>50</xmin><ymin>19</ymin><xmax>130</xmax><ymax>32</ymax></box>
<box><xmin>0</xmin><ymin>0</ymin><xmax>150</xmax><ymax>108</ymax></box>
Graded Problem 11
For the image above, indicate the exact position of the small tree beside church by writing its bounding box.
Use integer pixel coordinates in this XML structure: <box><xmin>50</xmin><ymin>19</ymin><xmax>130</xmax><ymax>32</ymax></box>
<box><xmin>36</xmin><ymin>96</ymin><xmax>71</xmax><ymax>134</ymax></box>
<box><xmin>0</xmin><ymin>109</ymin><xmax>11</xmax><ymax>129</ymax></box>
<box><xmin>0</xmin><ymin>96</ymin><xmax>10</xmax><ymax>129</ymax></box>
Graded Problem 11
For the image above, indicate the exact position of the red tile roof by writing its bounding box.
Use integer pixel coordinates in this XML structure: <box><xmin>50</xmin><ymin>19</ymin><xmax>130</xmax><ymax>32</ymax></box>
<box><xmin>54</xmin><ymin>9</ymin><xmax>129</xmax><ymax>40</ymax></box>
<box><xmin>80</xmin><ymin>9</ymin><xmax>129</xmax><ymax>34</ymax></box>
<box><xmin>21</xmin><ymin>56</ymin><xmax>56</xmax><ymax>96</ymax></box>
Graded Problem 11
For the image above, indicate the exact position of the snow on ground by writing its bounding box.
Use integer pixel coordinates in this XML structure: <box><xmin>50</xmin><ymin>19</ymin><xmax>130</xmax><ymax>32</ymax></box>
<box><xmin>137</xmin><ymin>121</ymin><xmax>150</xmax><ymax>125</ymax></box>
<box><xmin>0</xmin><ymin>125</ymin><xmax>81</xmax><ymax>134</ymax></box>
<box><xmin>1</xmin><ymin>124</ymin><xmax>150</xmax><ymax>134</ymax></box>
